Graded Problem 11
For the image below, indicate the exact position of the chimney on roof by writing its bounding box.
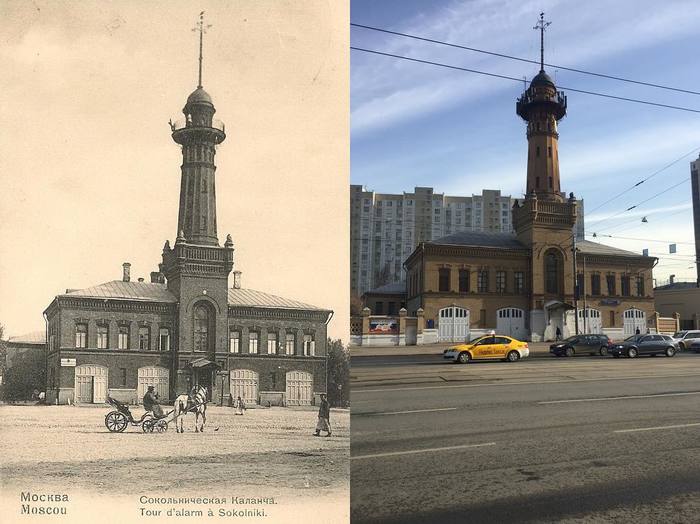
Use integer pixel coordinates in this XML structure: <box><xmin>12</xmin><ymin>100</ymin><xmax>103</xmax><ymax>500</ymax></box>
<box><xmin>122</xmin><ymin>262</ymin><xmax>131</xmax><ymax>282</ymax></box>
<box><xmin>150</xmin><ymin>271</ymin><xmax>165</xmax><ymax>284</ymax></box>
<box><xmin>670</xmin><ymin>274</ymin><xmax>675</xmax><ymax>284</ymax></box>
<box><xmin>233</xmin><ymin>270</ymin><xmax>242</xmax><ymax>289</ymax></box>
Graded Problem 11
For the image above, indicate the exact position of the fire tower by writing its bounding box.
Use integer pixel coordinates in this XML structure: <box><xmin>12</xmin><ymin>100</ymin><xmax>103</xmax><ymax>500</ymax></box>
<box><xmin>516</xmin><ymin>12</ymin><xmax>568</xmax><ymax>202</ymax></box>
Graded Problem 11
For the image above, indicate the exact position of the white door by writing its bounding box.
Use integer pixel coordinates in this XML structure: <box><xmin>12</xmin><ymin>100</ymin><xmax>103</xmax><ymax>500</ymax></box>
<box><xmin>230</xmin><ymin>369</ymin><xmax>258</xmax><ymax>405</ymax></box>
<box><xmin>74</xmin><ymin>365</ymin><xmax>108</xmax><ymax>404</ymax></box>
<box><xmin>138</xmin><ymin>366</ymin><xmax>169</xmax><ymax>402</ymax></box>
<box><xmin>496</xmin><ymin>308</ymin><xmax>525</xmax><ymax>338</ymax></box>
<box><xmin>578</xmin><ymin>308</ymin><xmax>602</xmax><ymax>334</ymax></box>
<box><xmin>286</xmin><ymin>370</ymin><xmax>313</xmax><ymax>406</ymax></box>
<box><xmin>438</xmin><ymin>307</ymin><xmax>470</xmax><ymax>342</ymax></box>
<box><xmin>624</xmin><ymin>309</ymin><xmax>647</xmax><ymax>335</ymax></box>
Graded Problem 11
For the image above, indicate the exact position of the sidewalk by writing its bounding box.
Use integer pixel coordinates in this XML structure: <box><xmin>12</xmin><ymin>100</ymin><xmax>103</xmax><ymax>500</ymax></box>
<box><xmin>351</xmin><ymin>342</ymin><xmax>554</xmax><ymax>357</ymax></box>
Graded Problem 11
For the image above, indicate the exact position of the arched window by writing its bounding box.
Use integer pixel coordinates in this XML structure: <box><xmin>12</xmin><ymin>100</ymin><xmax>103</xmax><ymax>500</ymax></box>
<box><xmin>545</xmin><ymin>251</ymin><xmax>560</xmax><ymax>294</ymax></box>
<box><xmin>193</xmin><ymin>304</ymin><xmax>210</xmax><ymax>352</ymax></box>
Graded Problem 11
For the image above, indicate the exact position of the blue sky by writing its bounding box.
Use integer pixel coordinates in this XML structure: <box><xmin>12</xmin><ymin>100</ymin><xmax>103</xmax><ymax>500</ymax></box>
<box><xmin>351</xmin><ymin>0</ymin><xmax>700</xmax><ymax>283</ymax></box>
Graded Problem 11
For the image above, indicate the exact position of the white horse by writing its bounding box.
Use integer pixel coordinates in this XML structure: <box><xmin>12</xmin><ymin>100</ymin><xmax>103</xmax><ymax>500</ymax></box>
<box><xmin>173</xmin><ymin>384</ymin><xmax>208</xmax><ymax>433</ymax></box>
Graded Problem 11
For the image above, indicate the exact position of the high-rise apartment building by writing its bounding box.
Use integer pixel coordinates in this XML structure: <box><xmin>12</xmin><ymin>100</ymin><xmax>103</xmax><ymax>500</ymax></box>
<box><xmin>350</xmin><ymin>185</ymin><xmax>585</xmax><ymax>295</ymax></box>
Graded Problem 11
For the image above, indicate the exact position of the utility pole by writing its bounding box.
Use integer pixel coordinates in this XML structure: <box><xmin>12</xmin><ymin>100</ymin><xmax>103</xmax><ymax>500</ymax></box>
<box><xmin>573</xmin><ymin>230</ymin><xmax>579</xmax><ymax>335</ymax></box>
<box><xmin>582</xmin><ymin>254</ymin><xmax>587</xmax><ymax>333</ymax></box>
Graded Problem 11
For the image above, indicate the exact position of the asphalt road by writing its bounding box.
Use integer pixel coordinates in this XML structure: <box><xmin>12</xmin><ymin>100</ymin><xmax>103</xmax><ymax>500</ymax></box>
<box><xmin>351</xmin><ymin>352</ymin><xmax>700</xmax><ymax>523</ymax></box>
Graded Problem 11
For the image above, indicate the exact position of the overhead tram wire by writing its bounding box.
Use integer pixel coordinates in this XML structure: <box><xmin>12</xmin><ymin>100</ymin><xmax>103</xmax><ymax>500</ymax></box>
<box><xmin>585</xmin><ymin>146</ymin><xmax>700</xmax><ymax>217</ymax></box>
<box><xmin>590</xmin><ymin>205</ymin><xmax>692</xmax><ymax>235</ymax></box>
<box><xmin>585</xmin><ymin>233</ymin><xmax>694</xmax><ymax>245</ymax></box>
<box><xmin>350</xmin><ymin>47</ymin><xmax>700</xmax><ymax>115</ymax></box>
<box><xmin>351</xmin><ymin>23</ymin><xmax>700</xmax><ymax>97</ymax></box>
<box><xmin>585</xmin><ymin>176</ymin><xmax>691</xmax><ymax>230</ymax></box>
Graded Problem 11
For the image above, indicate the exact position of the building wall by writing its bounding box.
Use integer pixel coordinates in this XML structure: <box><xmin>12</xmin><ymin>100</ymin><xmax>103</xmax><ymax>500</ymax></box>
<box><xmin>691</xmin><ymin>155</ymin><xmax>700</xmax><ymax>285</ymax></box>
<box><xmin>655</xmin><ymin>286</ymin><xmax>700</xmax><ymax>330</ymax></box>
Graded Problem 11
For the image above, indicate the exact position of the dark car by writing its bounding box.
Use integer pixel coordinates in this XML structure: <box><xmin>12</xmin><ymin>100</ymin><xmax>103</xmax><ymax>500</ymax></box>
<box><xmin>609</xmin><ymin>334</ymin><xmax>677</xmax><ymax>358</ymax></box>
<box><xmin>550</xmin><ymin>334</ymin><xmax>611</xmax><ymax>357</ymax></box>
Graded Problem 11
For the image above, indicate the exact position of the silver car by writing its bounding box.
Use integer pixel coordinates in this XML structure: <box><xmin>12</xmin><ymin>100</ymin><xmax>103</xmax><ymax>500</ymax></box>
<box><xmin>672</xmin><ymin>330</ymin><xmax>700</xmax><ymax>351</ymax></box>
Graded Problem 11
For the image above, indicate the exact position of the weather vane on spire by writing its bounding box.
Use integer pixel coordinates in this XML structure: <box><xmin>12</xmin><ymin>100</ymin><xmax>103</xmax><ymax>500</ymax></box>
<box><xmin>533</xmin><ymin>12</ymin><xmax>551</xmax><ymax>72</ymax></box>
<box><xmin>192</xmin><ymin>11</ymin><xmax>212</xmax><ymax>89</ymax></box>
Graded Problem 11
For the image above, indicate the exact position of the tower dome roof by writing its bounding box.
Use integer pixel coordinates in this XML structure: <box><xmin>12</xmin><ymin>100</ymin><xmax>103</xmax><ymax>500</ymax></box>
<box><xmin>530</xmin><ymin>70</ymin><xmax>555</xmax><ymax>88</ymax></box>
<box><xmin>186</xmin><ymin>87</ymin><xmax>213</xmax><ymax>106</ymax></box>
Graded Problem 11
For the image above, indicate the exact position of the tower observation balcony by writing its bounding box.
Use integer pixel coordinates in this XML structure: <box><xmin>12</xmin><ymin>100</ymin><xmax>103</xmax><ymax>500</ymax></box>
<box><xmin>171</xmin><ymin>117</ymin><xmax>226</xmax><ymax>145</ymax></box>
<box><xmin>516</xmin><ymin>89</ymin><xmax>567</xmax><ymax>121</ymax></box>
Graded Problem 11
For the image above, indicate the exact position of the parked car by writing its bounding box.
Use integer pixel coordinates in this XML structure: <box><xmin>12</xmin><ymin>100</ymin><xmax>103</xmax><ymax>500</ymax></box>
<box><xmin>550</xmin><ymin>334</ymin><xmax>611</xmax><ymax>357</ymax></box>
<box><xmin>672</xmin><ymin>330</ymin><xmax>700</xmax><ymax>351</ymax></box>
<box><xmin>608</xmin><ymin>334</ymin><xmax>677</xmax><ymax>358</ymax></box>
<box><xmin>690</xmin><ymin>340</ymin><xmax>700</xmax><ymax>353</ymax></box>
<box><xmin>444</xmin><ymin>334</ymin><xmax>529</xmax><ymax>364</ymax></box>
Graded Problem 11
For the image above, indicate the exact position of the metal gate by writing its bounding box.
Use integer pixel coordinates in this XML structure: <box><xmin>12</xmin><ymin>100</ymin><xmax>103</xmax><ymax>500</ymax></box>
<box><xmin>74</xmin><ymin>365</ymin><xmax>107</xmax><ymax>403</ymax></box>
<box><xmin>138</xmin><ymin>366</ymin><xmax>169</xmax><ymax>402</ymax></box>
<box><xmin>496</xmin><ymin>308</ymin><xmax>525</xmax><ymax>338</ymax></box>
<box><xmin>438</xmin><ymin>307</ymin><xmax>470</xmax><ymax>342</ymax></box>
<box><xmin>286</xmin><ymin>370</ymin><xmax>313</xmax><ymax>406</ymax></box>
<box><xmin>623</xmin><ymin>308</ymin><xmax>647</xmax><ymax>335</ymax></box>
<box><xmin>230</xmin><ymin>369</ymin><xmax>259</xmax><ymax>405</ymax></box>
<box><xmin>579</xmin><ymin>308</ymin><xmax>602</xmax><ymax>333</ymax></box>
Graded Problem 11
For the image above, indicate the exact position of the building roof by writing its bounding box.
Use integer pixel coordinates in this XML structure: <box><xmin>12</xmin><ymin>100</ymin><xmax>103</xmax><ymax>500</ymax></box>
<box><xmin>655</xmin><ymin>281</ymin><xmax>699</xmax><ymax>291</ymax></box>
<box><xmin>8</xmin><ymin>330</ymin><xmax>46</xmax><ymax>345</ymax></box>
<box><xmin>577</xmin><ymin>240</ymin><xmax>647</xmax><ymax>258</ymax></box>
<box><xmin>227</xmin><ymin>288</ymin><xmax>328</xmax><ymax>311</ymax></box>
<box><xmin>62</xmin><ymin>281</ymin><xmax>177</xmax><ymax>302</ymax></box>
<box><xmin>59</xmin><ymin>281</ymin><xmax>327</xmax><ymax>312</ymax></box>
<box><xmin>365</xmin><ymin>282</ymin><xmax>406</xmax><ymax>295</ymax></box>
<box><xmin>429</xmin><ymin>230</ymin><xmax>527</xmax><ymax>250</ymax></box>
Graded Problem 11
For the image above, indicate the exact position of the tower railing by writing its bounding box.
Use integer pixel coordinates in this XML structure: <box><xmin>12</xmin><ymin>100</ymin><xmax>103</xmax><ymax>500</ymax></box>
<box><xmin>171</xmin><ymin>118</ymin><xmax>225</xmax><ymax>133</ymax></box>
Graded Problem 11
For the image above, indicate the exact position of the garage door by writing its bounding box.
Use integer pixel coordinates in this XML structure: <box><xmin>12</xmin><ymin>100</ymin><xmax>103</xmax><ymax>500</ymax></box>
<box><xmin>230</xmin><ymin>369</ymin><xmax>258</xmax><ymax>405</ymax></box>
<box><xmin>496</xmin><ymin>308</ymin><xmax>525</xmax><ymax>339</ymax></box>
<box><xmin>286</xmin><ymin>370</ymin><xmax>313</xmax><ymax>406</ymax></box>
<box><xmin>578</xmin><ymin>308</ymin><xmax>602</xmax><ymax>334</ymax></box>
<box><xmin>75</xmin><ymin>365</ymin><xmax>107</xmax><ymax>404</ymax></box>
<box><xmin>138</xmin><ymin>367</ymin><xmax>169</xmax><ymax>402</ymax></box>
<box><xmin>624</xmin><ymin>309</ymin><xmax>647</xmax><ymax>336</ymax></box>
<box><xmin>438</xmin><ymin>307</ymin><xmax>470</xmax><ymax>342</ymax></box>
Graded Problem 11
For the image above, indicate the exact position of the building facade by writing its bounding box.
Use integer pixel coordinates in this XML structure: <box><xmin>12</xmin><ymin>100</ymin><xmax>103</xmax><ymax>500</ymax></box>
<box><xmin>2</xmin><ymin>331</ymin><xmax>46</xmax><ymax>400</ymax></box>
<box><xmin>44</xmin><ymin>68</ymin><xmax>330</xmax><ymax>407</ymax></box>
<box><xmin>350</xmin><ymin>187</ymin><xmax>584</xmax><ymax>297</ymax></box>
<box><xmin>401</xmin><ymin>63</ymin><xmax>655</xmax><ymax>342</ymax></box>
<box><xmin>655</xmin><ymin>280</ymin><xmax>700</xmax><ymax>331</ymax></box>
<box><xmin>691</xmin><ymin>154</ymin><xmax>700</xmax><ymax>285</ymax></box>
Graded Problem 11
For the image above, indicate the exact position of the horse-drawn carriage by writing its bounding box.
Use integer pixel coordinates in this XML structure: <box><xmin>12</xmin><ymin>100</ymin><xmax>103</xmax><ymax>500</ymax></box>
<box><xmin>104</xmin><ymin>396</ymin><xmax>169</xmax><ymax>433</ymax></box>
<box><xmin>104</xmin><ymin>385</ymin><xmax>209</xmax><ymax>434</ymax></box>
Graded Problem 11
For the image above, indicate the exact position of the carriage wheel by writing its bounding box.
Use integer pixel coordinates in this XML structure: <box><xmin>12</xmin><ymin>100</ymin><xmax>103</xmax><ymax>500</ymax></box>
<box><xmin>142</xmin><ymin>419</ymin><xmax>154</xmax><ymax>433</ymax></box>
<box><xmin>105</xmin><ymin>411</ymin><xmax>128</xmax><ymax>433</ymax></box>
<box><xmin>154</xmin><ymin>419</ymin><xmax>168</xmax><ymax>433</ymax></box>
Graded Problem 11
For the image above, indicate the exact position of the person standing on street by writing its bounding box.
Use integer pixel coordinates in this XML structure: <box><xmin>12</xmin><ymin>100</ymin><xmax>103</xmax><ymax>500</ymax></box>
<box><xmin>314</xmin><ymin>393</ymin><xmax>331</xmax><ymax>437</ymax></box>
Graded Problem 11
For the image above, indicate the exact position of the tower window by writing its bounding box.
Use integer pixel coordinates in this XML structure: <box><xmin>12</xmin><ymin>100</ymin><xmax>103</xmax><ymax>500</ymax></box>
<box><xmin>548</xmin><ymin>146</ymin><xmax>552</xmax><ymax>158</ymax></box>
<box><xmin>536</xmin><ymin>146</ymin><xmax>540</xmax><ymax>157</ymax></box>
<box><xmin>549</xmin><ymin>177</ymin><xmax>553</xmax><ymax>188</ymax></box>
<box><xmin>536</xmin><ymin>177</ymin><xmax>540</xmax><ymax>188</ymax></box>
<box><xmin>193</xmin><ymin>304</ymin><xmax>210</xmax><ymax>352</ymax></box>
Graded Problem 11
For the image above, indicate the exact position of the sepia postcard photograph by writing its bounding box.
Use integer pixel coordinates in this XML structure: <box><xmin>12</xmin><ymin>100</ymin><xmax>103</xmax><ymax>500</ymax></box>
<box><xmin>349</xmin><ymin>0</ymin><xmax>699</xmax><ymax>522</ymax></box>
<box><xmin>0</xmin><ymin>1</ymin><xmax>349</xmax><ymax>523</ymax></box>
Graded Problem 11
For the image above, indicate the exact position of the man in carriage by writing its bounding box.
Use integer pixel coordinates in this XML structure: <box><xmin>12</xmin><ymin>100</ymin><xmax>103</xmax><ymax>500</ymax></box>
<box><xmin>143</xmin><ymin>385</ymin><xmax>165</xmax><ymax>419</ymax></box>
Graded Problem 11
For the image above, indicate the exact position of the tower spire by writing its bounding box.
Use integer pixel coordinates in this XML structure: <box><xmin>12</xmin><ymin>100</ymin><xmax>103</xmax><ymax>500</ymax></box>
<box><xmin>193</xmin><ymin>11</ymin><xmax>212</xmax><ymax>88</ymax></box>
<box><xmin>533</xmin><ymin>12</ymin><xmax>551</xmax><ymax>73</ymax></box>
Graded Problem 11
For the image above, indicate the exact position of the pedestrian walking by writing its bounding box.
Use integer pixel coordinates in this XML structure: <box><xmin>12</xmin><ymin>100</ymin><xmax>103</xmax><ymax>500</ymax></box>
<box><xmin>313</xmin><ymin>393</ymin><xmax>331</xmax><ymax>437</ymax></box>
<box><xmin>234</xmin><ymin>395</ymin><xmax>246</xmax><ymax>415</ymax></box>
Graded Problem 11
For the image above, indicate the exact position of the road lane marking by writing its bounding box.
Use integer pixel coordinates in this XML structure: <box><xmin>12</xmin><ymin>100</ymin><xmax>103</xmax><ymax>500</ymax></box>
<box><xmin>360</xmin><ymin>407</ymin><xmax>458</xmax><ymax>416</ymax></box>
<box><xmin>539</xmin><ymin>391</ymin><xmax>700</xmax><ymax>404</ymax></box>
<box><xmin>351</xmin><ymin>442</ymin><xmax>496</xmax><ymax>460</ymax></box>
<box><xmin>614</xmin><ymin>422</ymin><xmax>700</xmax><ymax>433</ymax></box>
<box><xmin>352</xmin><ymin>372</ymin><xmax>700</xmax><ymax>394</ymax></box>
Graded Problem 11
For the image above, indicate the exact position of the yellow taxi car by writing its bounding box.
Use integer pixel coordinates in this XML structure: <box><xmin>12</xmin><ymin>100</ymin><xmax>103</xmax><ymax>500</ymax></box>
<box><xmin>443</xmin><ymin>334</ymin><xmax>529</xmax><ymax>364</ymax></box>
